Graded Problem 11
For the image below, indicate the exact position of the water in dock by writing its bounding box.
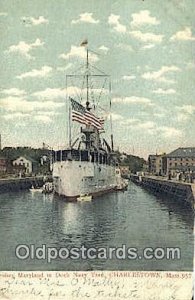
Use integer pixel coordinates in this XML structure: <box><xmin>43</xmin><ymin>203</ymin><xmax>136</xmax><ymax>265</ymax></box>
<box><xmin>0</xmin><ymin>182</ymin><xmax>193</xmax><ymax>271</ymax></box>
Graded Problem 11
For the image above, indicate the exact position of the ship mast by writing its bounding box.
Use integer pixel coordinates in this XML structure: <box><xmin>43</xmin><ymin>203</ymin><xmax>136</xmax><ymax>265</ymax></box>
<box><xmin>86</xmin><ymin>48</ymin><xmax>89</xmax><ymax>110</ymax></box>
<box><xmin>66</xmin><ymin>41</ymin><xmax>114</xmax><ymax>153</ymax></box>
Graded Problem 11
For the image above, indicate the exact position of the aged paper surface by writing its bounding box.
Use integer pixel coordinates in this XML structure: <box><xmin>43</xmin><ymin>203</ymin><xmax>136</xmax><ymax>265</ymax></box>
<box><xmin>0</xmin><ymin>271</ymin><xmax>193</xmax><ymax>299</ymax></box>
<box><xmin>0</xmin><ymin>0</ymin><xmax>194</xmax><ymax>299</ymax></box>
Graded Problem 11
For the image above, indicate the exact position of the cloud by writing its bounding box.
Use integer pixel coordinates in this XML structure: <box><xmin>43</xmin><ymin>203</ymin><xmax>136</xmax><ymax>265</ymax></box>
<box><xmin>142</xmin><ymin>44</ymin><xmax>155</xmax><ymax>49</ymax></box>
<box><xmin>179</xmin><ymin>105</ymin><xmax>195</xmax><ymax>114</ymax></box>
<box><xmin>33</xmin><ymin>86</ymin><xmax>108</xmax><ymax>102</ymax></box>
<box><xmin>0</xmin><ymin>88</ymin><xmax>26</xmax><ymax>96</ymax></box>
<box><xmin>3</xmin><ymin>112</ymin><xmax>30</xmax><ymax>120</ymax></box>
<box><xmin>0</xmin><ymin>96</ymin><xmax>64</xmax><ymax>112</ymax></box>
<box><xmin>131</xmin><ymin>10</ymin><xmax>160</xmax><ymax>27</ymax></box>
<box><xmin>33</xmin><ymin>88</ymin><xmax>66</xmax><ymax>99</ymax></box>
<box><xmin>21</xmin><ymin>16</ymin><xmax>48</xmax><ymax>26</ymax></box>
<box><xmin>71</xmin><ymin>13</ymin><xmax>99</xmax><ymax>24</ymax></box>
<box><xmin>59</xmin><ymin>45</ymin><xmax>98</xmax><ymax>62</ymax></box>
<box><xmin>116</xmin><ymin>43</ymin><xmax>133</xmax><ymax>51</ymax></box>
<box><xmin>152</xmin><ymin>88</ymin><xmax>176</xmax><ymax>94</ymax></box>
<box><xmin>0</xmin><ymin>12</ymin><xmax>7</xmax><ymax>17</ymax></box>
<box><xmin>108</xmin><ymin>14</ymin><xmax>127</xmax><ymax>33</ymax></box>
<box><xmin>176</xmin><ymin>105</ymin><xmax>195</xmax><ymax>121</ymax></box>
<box><xmin>57</xmin><ymin>63</ymin><xmax>73</xmax><ymax>72</ymax></box>
<box><xmin>106</xmin><ymin>113</ymin><xmax>124</xmax><ymax>121</ymax></box>
<box><xmin>120</xmin><ymin>118</ymin><xmax>139</xmax><ymax>125</ymax></box>
<box><xmin>33</xmin><ymin>87</ymin><xmax>81</xmax><ymax>99</ymax></box>
<box><xmin>99</xmin><ymin>45</ymin><xmax>109</xmax><ymax>53</ymax></box>
<box><xmin>34</xmin><ymin>115</ymin><xmax>53</xmax><ymax>123</ymax></box>
<box><xmin>130</xmin><ymin>30</ymin><xmax>163</xmax><ymax>43</ymax></box>
<box><xmin>123</xmin><ymin>75</ymin><xmax>136</xmax><ymax>80</ymax></box>
<box><xmin>113</xmin><ymin>96</ymin><xmax>154</xmax><ymax>106</ymax></box>
<box><xmin>142</xmin><ymin>65</ymin><xmax>180</xmax><ymax>83</ymax></box>
<box><xmin>170</xmin><ymin>27</ymin><xmax>195</xmax><ymax>41</ymax></box>
<box><xmin>6</xmin><ymin>38</ymin><xmax>44</xmax><ymax>59</ymax></box>
<box><xmin>17</xmin><ymin>66</ymin><xmax>52</xmax><ymax>79</ymax></box>
<box><xmin>158</xmin><ymin>126</ymin><xmax>182</xmax><ymax>138</ymax></box>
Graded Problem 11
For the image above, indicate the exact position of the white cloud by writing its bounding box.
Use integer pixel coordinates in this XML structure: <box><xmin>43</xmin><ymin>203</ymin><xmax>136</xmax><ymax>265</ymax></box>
<box><xmin>130</xmin><ymin>30</ymin><xmax>163</xmax><ymax>43</ymax></box>
<box><xmin>179</xmin><ymin>105</ymin><xmax>195</xmax><ymax>114</ymax></box>
<box><xmin>37</xmin><ymin>111</ymin><xmax>61</xmax><ymax>116</ymax></box>
<box><xmin>72</xmin><ymin>13</ymin><xmax>99</xmax><ymax>24</ymax></box>
<box><xmin>59</xmin><ymin>45</ymin><xmax>98</xmax><ymax>62</ymax></box>
<box><xmin>170</xmin><ymin>27</ymin><xmax>195</xmax><ymax>41</ymax></box>
<box><xmin>152</xmin><ymin>88</ymin><xmax>176</xmax><ymax>94</ymax></box>
<box><xmin>33</xmin><ymin>88</ymin><xmax>66</xmax><ymax>99</ymax></box>
<box><xmin>113</xmin><ymin>96</ymin><xmax>154</xmax><ymax>106</ymax></box>
<box><xmin>3</xmin><ymin>112</ymin><xmax>30</xmax><ymax>120</ymax></box>
<box><xmin>0</xmin><ymin>12</ymin><xmax>7</xmax><ymax>17</ymax></box>
<box><xmin>142</xmin><ymin>44</ymin><xmax>155</xmax><ymax>49</ymax></box>
<box><xmin>0</xmin><ymin>96</ymin><xmax>64</xmax><ymax>112</ymax></box>
<box><xmin>120</xmin><ymin>118</ymin><xmax>139</xmax><ymax>125</ymax></box>
<box><xmin>22</xmin><ymin>16</ymin><xmax>48</xmax><ymax>26</ymax></box>
<box><xmin>158</xmin><ymin>126</ymin><xmax>182</xmax><ymax>138</ymax></box>
<box><xmin>131</xmin><ymin>10</ymin><xmax>160</xmax><ymax>27</ymax></box>
<box><xmin>177</xmin><ymin>105</ymin><xmax>195</xmax><ymax>121</ymax></box>
<box><xmin>57</xmin><ymin>63</ymin><xmax>73</xmax><ymax>72</ymax></box>
<box><xmin>142</xmin><ymin>65</ymin><xmax>180</xmax><ymax>83</ymax></box>
<box><xmin>108</xmin><ymin>14</ymin><xmax>127</xmax><ymax>33</ymax></box>
<box><xmin>116</xmin><ymin>43</ymin><xmax>133</xmax><ymax>51</ymax></box>
<box><xmin>99</xmin><ymin>45</ymin><xmax>109</xmax><ymax>53</ymax></box>
<box><xmin>106</xmin><ymin>113</ymin><xmax>124</xmax><ymax>121</ymax></box>
<box><xmin>33</xmin><ymin>86</ymin><xmax>108</xmax><ymax>102</ymax></box>
<box><xmin>34</xmin><ymin>115</ymin><xmax>53</xmax><ymax>123</ymax></box>
<box><xmin>6</xmin><ymin>38</ymin><xmax>44</xmax><ymax>59</ymax></box>
<box><xmin>17</xmin><ymin>66</ymin><xmax>52</xmax><ymax>79</ymax></box>
<box><xmin>0</xmin><ymin>88</ymin><xmax>26</xmax><ymax>96</ymax></box>
<box><xmin>33</xmin><ymin>87</ymin><xmax>81</xmax><ymax>99</ymax></box>
<box><xmin>123</xmin><ymin>75</ymin><xmax>136</xmax><ymax>80</ymax></box>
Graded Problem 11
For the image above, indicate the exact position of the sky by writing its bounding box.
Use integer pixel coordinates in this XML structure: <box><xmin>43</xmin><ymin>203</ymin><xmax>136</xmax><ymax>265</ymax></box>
<box><xmin>0</xmin><ymin>0</ymin><xmax>195</xmax><ymax>159</ymax></box>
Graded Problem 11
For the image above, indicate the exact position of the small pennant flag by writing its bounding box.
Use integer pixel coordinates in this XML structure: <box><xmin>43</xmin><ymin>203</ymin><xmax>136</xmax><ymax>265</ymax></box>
<box><xmin>80</xmin><ymin>39</ymin><xmax>88</xmax><ymax>47</ymax></box>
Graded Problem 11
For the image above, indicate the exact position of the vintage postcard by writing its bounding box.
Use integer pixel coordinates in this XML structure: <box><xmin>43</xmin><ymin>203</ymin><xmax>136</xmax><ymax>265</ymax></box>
<box><xmin>0</xmin><ymin>0</ymin><xmax>194</xmax><ymax>299</ymax></box>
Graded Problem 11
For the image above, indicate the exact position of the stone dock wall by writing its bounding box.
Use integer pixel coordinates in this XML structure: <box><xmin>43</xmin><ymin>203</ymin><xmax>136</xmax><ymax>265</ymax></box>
<box><xmin>130</xmin><ymin>174</ymin><xmax>195</xmax><ymax>210</ymax></box>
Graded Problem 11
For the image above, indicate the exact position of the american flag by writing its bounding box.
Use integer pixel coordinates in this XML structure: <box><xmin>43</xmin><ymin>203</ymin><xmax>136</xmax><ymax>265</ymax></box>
<box><xmin>71</xmin><ymin>98</ymin><xmax>104</xmax><ymax>130</ymax></box>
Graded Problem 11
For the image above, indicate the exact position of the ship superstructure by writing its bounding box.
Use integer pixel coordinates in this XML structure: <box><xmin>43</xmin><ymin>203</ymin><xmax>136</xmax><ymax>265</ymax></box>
<box><xmin>52</xmin><ymin>42</ymin><xmax>123</xmax><ymax>199</ymax></box>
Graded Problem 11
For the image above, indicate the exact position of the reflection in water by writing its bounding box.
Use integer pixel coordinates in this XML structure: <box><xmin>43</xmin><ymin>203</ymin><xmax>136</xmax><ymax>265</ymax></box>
<box><xmin>0</xmin><ymin>182</ymin><xmax>193</xmax><ymax>271</ymax></box>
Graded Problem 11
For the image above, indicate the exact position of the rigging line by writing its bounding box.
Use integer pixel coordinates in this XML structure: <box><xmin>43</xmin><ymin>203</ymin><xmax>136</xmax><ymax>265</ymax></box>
<box><xmin>69</xmin><ymin>76</ymin><xmax>81</xmax><ymax>103</ymax></box>
<box><xmin>68</xmin><ymin>63</ymin><xmax>86</xmax><ymax>76</ymax></box>
<box><xmin>89</xmin><ymin>63</ymin><xmax>108</xmax><ymax>75</ymax></box>
<box><xmin>96</xmin><ymin>77</ymin><xmax>108</xmax><ymax>108</ymax></box>
<box><xmin>80</xmin><ymin>72</ymin><xmax>86</xmax><ymax>103</ymax></box>
<box><xmin>90</xmin><ymin>80</ymin><xmax>96</xmax><ymax>110</ymax></box>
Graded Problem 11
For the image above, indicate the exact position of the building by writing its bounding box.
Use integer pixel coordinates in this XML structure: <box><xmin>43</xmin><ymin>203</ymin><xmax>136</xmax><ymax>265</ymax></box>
<box><xmin>148</xmin><ymin>154</ymin><xmax>167</xmax><ymax>175</ymax></box>
<box><xmin>166</xmin><ymin>147</ymin><xmax>195</xmax><ymax>176</ymax></box>
<box><xmin>119</xmin><ymin>165</ymin><xmax>130</xmax><ymax>177</ymax></box>
<box><xmin>0</xmin><ymin>156</ymin><xmax>8</xmax><ymax>173</ymax></box>
<box><xmin>12</xmin><ymin>156</ymin><xmax>38</xmax><ymax>175</ymax></box>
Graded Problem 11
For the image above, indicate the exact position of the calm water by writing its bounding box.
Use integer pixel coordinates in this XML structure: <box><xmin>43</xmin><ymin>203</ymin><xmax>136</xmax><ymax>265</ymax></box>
<box><xmin>0</xmin><ymin>182</ymin><xmax>193</xmax><ymax>271</ymax></box>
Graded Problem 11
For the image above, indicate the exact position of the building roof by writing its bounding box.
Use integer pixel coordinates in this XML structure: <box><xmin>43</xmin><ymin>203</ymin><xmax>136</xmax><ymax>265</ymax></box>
<box><xmin>13</xmin><ymin>156</ymin><xmax>37</xmax><ymax>163</ymax></box>
<box><xmin>166</xmin><ymin>147</ymin><xmax>195</xmax><ymax>158</ymax></box>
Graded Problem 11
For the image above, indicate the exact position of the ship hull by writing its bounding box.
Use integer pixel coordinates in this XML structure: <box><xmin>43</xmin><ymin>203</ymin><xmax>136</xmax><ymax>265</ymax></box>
<box><xmin>52</xmin><ymin>160</ymin><xmax>119</xmax><ymax>199</ymax></box>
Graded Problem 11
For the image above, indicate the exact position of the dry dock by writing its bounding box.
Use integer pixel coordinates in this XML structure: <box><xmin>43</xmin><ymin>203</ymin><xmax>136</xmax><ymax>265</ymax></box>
<box><xmin>130</xmin><ymin>174</ymin><xmax>195</xmax><ymax>210</ymax></box>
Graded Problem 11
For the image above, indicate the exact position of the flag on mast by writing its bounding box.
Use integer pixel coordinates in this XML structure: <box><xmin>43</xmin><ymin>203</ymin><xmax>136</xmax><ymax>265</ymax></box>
<box><xmin>70</xmin><ymin>98</ymin><xmax>104</xmax><ymax>130</ymax></box>
<box><xmin>80</xmin><ymin>39</ymin><xmax>88</xmax><ymax>47</ymax></box>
